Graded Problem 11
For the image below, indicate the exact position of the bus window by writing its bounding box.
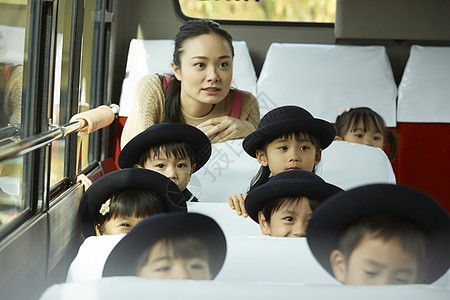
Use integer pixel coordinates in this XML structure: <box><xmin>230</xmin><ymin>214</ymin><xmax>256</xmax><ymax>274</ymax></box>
<box><xmin>176</xmin><ymin>0</ymin><xmax>336</xmax><ymax>23</ymax></box>
<box><xmin>0</xmin><ymin>0</ymin><xmax>28</xmax><ymax>228</ymax></box>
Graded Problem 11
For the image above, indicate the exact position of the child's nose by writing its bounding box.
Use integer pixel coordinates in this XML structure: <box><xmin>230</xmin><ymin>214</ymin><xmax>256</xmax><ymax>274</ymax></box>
<box><xmin>289</xmin><ymin>149</ymin><xmax>301</xmax><ymax>161</ymax></box>
<box><xmin>363</xmin><ymin>136</ymin><xmax>374</xmax><ymax>146</ymax></box>
<box><xmin>291</xmin><ymin>222</ymin><xmax>306</xmax><ymax>237</ymax></box>
<box><xmin>165</xmin><ymin>166</ymin><xmax>177</xmax><ymax>179</ymax></box>
<box><xmin>173</xmin><ymin>264</ymin><xmax>190</xmax><ymax>280</ymax></box>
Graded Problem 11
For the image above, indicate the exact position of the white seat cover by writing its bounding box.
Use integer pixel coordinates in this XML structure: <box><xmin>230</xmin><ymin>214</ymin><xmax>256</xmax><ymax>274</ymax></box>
<box><xmin>216</xmin><ymin>236</ymin><xmax>338</xmax><ymax>284</ymax></box>
<box><xmin>397</xmin><ymin>45</ymin><xmax>450</xmax><ymax>123</ymax></box>
<box><xmin>315</xmin><ymin>141</ymin><xmax>396</xmax><ymax>190</ymax></box>
<box><xmin>0</xmin><ymin>25</ymin><xmax>25</xmax><ymax>65</ymax></box>
<box><xmin>65</xmin><ymin>234</ymin><xmax>125</xmax><ymax>282</ymax></box>
<box><xmin>256</xmin><ymin>43</ymin><xmax>397</xmax><ymax>126</ymax></box>
<box><xmin>187</xmin><ymin>138</ymin><xmax>260</xmax><ymax>203</ymax></box>
<box><xmin>119</xmin><ymin>39</ymin><xmax>257</xmax><ymax>116</ymax></box>
<box><xmin>40</xmin><ymin>276</ymin><xmax>450</xmax><ymax>300</ymax></box>
<box><xmin>187</xmin><ymin>202</ymin><xmax>262</xmax><ymax>237</ymax></box>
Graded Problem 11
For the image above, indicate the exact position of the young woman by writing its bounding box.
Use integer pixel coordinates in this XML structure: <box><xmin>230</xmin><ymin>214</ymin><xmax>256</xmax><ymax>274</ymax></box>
<box><xmin>121</xmin><ymin>19</ymin><xmax>260</xmax><ymax>148</ymax></box>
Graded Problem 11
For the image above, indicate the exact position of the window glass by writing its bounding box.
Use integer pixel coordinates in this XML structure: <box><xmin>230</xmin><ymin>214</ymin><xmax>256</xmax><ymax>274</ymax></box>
<box><xmin>178</xmin><ymin>0</ymin><xmax>336</xmax><ymax>23</ymax></box>
<box><xmin>0</xmin><ymin>0</ymin><xmax>28</xmax><ymax>227</ymax></box>
<box><xmin>50</xmin><ymin>0</ymin><xmax>73</xmax><ymax>187</ymax></box>
<box><xmin>76</xmin><ymin>0</ymin><xmax>96</xmax><ymax>173</ymax></box>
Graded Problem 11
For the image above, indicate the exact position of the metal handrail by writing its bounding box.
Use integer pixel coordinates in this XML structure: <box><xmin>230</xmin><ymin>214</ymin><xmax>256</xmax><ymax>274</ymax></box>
<box><xmin>0</xmin><ymin>104</ymin><xmax>119</xmax><ymax>163</ymax></box>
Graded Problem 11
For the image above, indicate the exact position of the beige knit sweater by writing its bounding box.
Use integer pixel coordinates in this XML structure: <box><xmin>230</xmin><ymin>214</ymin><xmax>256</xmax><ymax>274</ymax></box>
<box><xmin>121</xmin><ymin>74</ymin><xmax>260</xmax><ymax>148</ymax></box>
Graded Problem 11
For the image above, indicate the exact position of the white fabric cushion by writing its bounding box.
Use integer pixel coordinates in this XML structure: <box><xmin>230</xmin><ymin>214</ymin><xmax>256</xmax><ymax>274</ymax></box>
<box><xmin>187</xmin><ymin>138</ymin><xmax>260</xmax><ymax>203</ymax></box>
<box><xmin>256</xmin><ymin>43</ymin><xmax>397</xmax><ymax>126</ymax></box>
<box><xmin>65</xmin><ymin>234</ymin><xmax>125</xmax><ymax>282</ymax></box>
<box><xmin>187</xmin><ymin>202</ymin><xmax>262</xmax><ymax>237</ymax></box>
<box><xmin>41</xmin><ymin>274</ymin><xmax>450</xmax><ymax>300</ymax></box>
<box><xmin>315</xmin><ymin>141</ymin><xmax>396</xmax><ymax>190</ymax></box>
<box><xmin>397</xmin><ymin>45</ymin><xmax>450</xmax><ymax>123</ymax></box>
<box><xmin>216</xmin><ymin>236</ymin><xmax>338</xmax><ymax>284</ymax></box>
<box><xmin>119</xmin><ymin>40</ymin><xmax>257</xmax><ymax>116</ymax></box>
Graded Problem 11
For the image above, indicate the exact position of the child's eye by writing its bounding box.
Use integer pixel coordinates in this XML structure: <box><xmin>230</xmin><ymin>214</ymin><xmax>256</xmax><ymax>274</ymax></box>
<box><xmin>120</xmin><ymin>223</ymin><xmax>132</xmax><ymax>228</ymax></box>
<box><xmin>284</xmin><ymin>217</ymin><xmax>294</xmax><ymax>222</ymax></box>
<box><xmin>373</xmin><ymin>136</ymin><xmax>382</xmax><ymax>141</ymax></box>
<box><xmin>363</xmin><ymin>270</ymin><xmax>378</xmax><ymax>277</ymax></box>
<box><xmin>354</xmin><ymin>134</ymin><xmax>363</xmax><ymax>138</ymax></box>
<box><xmin>190</xmin><ymin>264</ymin><xmax>205</xmax><ymax>270</ymax></box>
<box><xmin>156</xmin><ymin>164</ymin><xmax>165</xmax><ymax>168</ymax></box>
<box><xmin>177</xmin><ymin>163</ymin><xmax>187</xmax><ymax>168</ymax></box>
<box><xmin>156</xmin><ymin>266</ymin><xmax>171</xmax><ymax>272</ymax></box>
<box><xmin>278</xmin><ymin>146</ymin><xmax>288</xmax><ymax>151</ymax></box>
<box><xmin>299</xmin><ymin>145</ymin><xmax>310</xmax><ymax>150</ymax></box>
<box><xmin>395</xmin><ymin>278</ymin><xmax>409</xmax><ymax>284</ymax></box>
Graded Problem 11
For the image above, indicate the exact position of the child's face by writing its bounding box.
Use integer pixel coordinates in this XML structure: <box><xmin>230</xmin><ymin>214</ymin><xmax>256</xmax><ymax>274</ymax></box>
<box><xmin>330</xmin><ymin>233</ymin><xmax>419</xmax><ymax>285</ymax></box>
<box><xmin>139</xmin><ymin>151</ymin><xmax>195</xmax><ymax>191</ymax></box>
<box><xmin>340</xmin><ymin>119</ymin><xmax>384</xmax><ymax>149</ymax></box>
<box><xmin>97</xmin><ymin>216</ymin><xmax>146</xmax><ymax>235</ymax></box>
<box><xmin>255</xmin><ymin>134</ymin><xmax>321</xmax><ymax>176</ymax></box>
<box><xmin>258</xmin><ymin>197</ymin><xmax>313</xmax><ymax>237</ymax></box>
<box><xmin>137</xmin><ymin>240</ymin><xmax>212</xmax><ymax>280</ymax></box>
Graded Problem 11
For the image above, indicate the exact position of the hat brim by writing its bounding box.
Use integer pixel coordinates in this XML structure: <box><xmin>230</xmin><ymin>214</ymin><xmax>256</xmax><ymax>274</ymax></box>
<box><xmin>245</xmin><ymin>177</ymin><xmax>343</xmax><ymax>223</ymax></box>
<box><xmin>119</xmin><ymin>123</ymin><xmax>211</xmax><ymax>172</ymax></box>
<box><xmin>243</xmin><ymin>119</ymin><xmax>336</xmax><ymax>157</ymax></box>
<box><xmin>102</xmin><ymin>212</ymin><xmax>227</xmax><ymax>279</ymax></box>
<box><xmin>306</xmin><ymin>184</ymin><xmax>450</xmax><ymax>284</ymax></box>
<box><xmin>78</xmin><ymin>169</ymin><xmax>187</xmax><ymax>237</ymax></box>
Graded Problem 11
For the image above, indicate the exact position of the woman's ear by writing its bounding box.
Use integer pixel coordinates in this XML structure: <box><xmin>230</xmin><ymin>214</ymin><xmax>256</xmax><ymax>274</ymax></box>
<box><xmin>258</xmin><ymin>211</ymin><xmax>271</xmax><ymax>236</ymax></box>
<box><xmin>171</xmin><ymin>61</ymin><xmax>182</xmax><ymax>81</ymax></box>
<box><xmin>330</xmin><ymin>249</ymin><xmax>347</xmax><ymax>284</ymax></box>
<box><xmin>314</xmin><ymin>149</ymin><xmax>322</xmax><ymax>166</ymax></box>
<box><xmin>255</xmin><ymin>149</ymin><xmax>268</xmax><ymax>167</ymax></box>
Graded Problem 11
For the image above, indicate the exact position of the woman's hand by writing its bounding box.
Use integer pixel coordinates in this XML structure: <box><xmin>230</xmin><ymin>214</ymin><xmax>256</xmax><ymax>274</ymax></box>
<box><xmin>227</xmin><ymin>193</ymin><xmax>248</xmax><ymax>217</ymax></box>
<box><xmin>197</xmin><ymin>116</ymin><xmax>255</xmax><ymax>143</ymax></box>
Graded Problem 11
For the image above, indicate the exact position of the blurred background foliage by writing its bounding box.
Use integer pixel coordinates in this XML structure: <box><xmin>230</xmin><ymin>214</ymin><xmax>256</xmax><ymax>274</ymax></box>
<box><xmin>179</xmin><ymin>0</ymin><xmax>336</xmax><ymax>23</ymax></box>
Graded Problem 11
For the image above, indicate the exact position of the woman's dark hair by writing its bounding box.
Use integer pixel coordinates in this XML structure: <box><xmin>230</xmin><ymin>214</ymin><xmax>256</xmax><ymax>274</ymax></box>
<box><xmin>162</xmin><ymin>19</ymin><xmax>234</xmax><ymax>123</ymax></box>
<box><xmin>335</xmin><ymin>107</ymin><xmax>398</xmax><ymax>159</ymax></box>
<box><xmin>261</xmin><ymin>196</ymin><xmax>321</xmax><ymax>224</ymax></box>
<box><xmin>248</xmin><ymin>132</ymin><xmax>321</xmax><ymax>191</ymax></box>
<box><xmin>95</xmin><ymin>188</ymin><xmax>167</xmax><ymax>230</ymax></box>
<box><xmin>136</xmin><ymin>142</ymin><xmax>195</xmax><ymax>168</ymax></box>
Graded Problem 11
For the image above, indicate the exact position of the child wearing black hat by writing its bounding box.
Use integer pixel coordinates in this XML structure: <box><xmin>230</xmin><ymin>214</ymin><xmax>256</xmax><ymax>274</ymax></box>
<box><xmin>228</xmin><ymin>105</ymin><xmax>336</xmax><ymax>217</ymax></box>
<box><xmin>245</xmin><ymin>170</ymin><xmax>342</xmax><ymax>237</ymax></box>
<box><xmin>102</xmin><ymin>212</ymin><xmax>227</xmax><ymax>280</ymax></box>
<box><xmin>119</xmin><ymin>123</ymin><xmax>211</xmax><ymax>202</ymax></box>
<box><xmin>307</xmin><ymin>184</ymin><xmax>450</xmax><ymax>285</ymax></box>
<box><xmin>68</xmin><ymin>168</ymin><xmax>187</xmax><ymax>282</ymax></box>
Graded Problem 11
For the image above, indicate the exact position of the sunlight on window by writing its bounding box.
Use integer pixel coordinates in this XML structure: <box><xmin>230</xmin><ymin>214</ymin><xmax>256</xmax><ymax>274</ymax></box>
<box><xmin>179</xmin><ymin>0</ymin><xmax>336</xmax><ymax>23</ymax></box>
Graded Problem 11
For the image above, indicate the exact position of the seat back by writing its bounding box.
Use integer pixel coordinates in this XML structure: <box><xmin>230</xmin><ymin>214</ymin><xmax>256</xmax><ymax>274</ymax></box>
<box><xmin>256</xmin><ymin>43</ymin><xmax>397</xmax><ymax>126</ymax></box>
<box><xmin>315</xmin><ymin>141</ymin><xmax>396</xmax><ymax>190</ymax></box>
<box><xmin>187</xmin><ymin>138</ymin><xmax>261</xmax><ymax>203</ymax></box>
<box><xmin>396</xmin><ymin>45</ymin><xmax>450</xmax><ymax>211</ymax></box>
<box><xmin>118</xmin><ymin>39</ymin><xmax>257</xmax><ymax>117</ymax></box>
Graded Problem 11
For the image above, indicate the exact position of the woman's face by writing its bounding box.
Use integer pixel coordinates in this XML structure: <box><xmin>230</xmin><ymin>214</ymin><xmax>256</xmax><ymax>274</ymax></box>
<box><xmin>172</xmin><ymin>33</ymin><xmax>233</xmax><ymax>117</ymax></box>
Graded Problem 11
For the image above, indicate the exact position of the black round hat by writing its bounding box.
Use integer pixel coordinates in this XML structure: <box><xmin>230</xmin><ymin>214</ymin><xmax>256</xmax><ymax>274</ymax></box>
<box><xmin>243</xmin><ymin>106</ymin><xmax>336</xmax><ymax>157</ymax></box>
<box><xmin>306</xmin><ymin>183</ymin><xmax>450</xmax><ymax>284</ymax></box>
<box><xmin>102</xmin><ymin>212</ymin><xmax>227</xmax><ymax>279</ymax></box>
<box><xmin>119</xmin><ymin>123</ymin><xmax>211</xmax><ymax>171</ymax></box>
<box><xmin>245</xmin><ymin>170</ymin><xmax>343</xmax><ymax>223</ymax></box>
<box><xmin>78</xmin><ymin>168</ymin><xmax>187</xmax><ymax>237</ymax></box>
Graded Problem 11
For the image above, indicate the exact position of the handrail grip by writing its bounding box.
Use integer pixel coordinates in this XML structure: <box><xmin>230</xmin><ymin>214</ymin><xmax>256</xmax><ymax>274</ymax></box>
<box><xmin>0</xmin><ymin>104</ymin><xmax>119</xmax><ymax>163</ymax></box>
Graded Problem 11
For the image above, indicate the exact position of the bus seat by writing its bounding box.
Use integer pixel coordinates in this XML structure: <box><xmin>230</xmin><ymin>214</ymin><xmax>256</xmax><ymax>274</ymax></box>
<box><xmin>186</xmin><ymin>138</ymin><xmax>260</xmax><ymax>203</ymax></box>
<box><xmin>256</xmin><ymin>43</ymin><xmax>397</xmax><ymax>127</ymax></box>
<box><xmin>187</xmin><ymin>202</ymin><xmax>262</xmax><ymax>237</ymax></box>
<box><xmin>396</xmin><ymin>45</ymin><xmax>450</xmax><ymax>212</ymax></box>
<box><xmin>216</xmin><ymin>236</ymin><xmax>338</xmax><ymax>284</ymax></box>
<box><xmin>315</xmin><ymin>141</ymin><xmax>396</xmax><ymax>190</ymax></box>
<box><xmin>118</xmin><ymin>39</ymin><xmax>257</xmax><ymax>117</ymax></box>
<box><xmin>40</xmin><ymin>277</ymin><xmax>450</xmax><ymax>300</ymax></box>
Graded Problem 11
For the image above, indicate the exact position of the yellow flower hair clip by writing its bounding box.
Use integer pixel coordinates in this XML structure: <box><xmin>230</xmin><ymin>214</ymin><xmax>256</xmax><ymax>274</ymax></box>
<box><xmin>99</xmin><ymin>199</ymin><xmax>111</xmax><ymax>216</ymax></box>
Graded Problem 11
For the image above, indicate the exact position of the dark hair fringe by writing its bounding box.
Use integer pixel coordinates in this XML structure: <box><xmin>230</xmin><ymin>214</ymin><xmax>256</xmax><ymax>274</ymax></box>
<box><xmin>137</xmin><ymin>141</ymin><xmax>195</xmax><ymax>167</ymax></box>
